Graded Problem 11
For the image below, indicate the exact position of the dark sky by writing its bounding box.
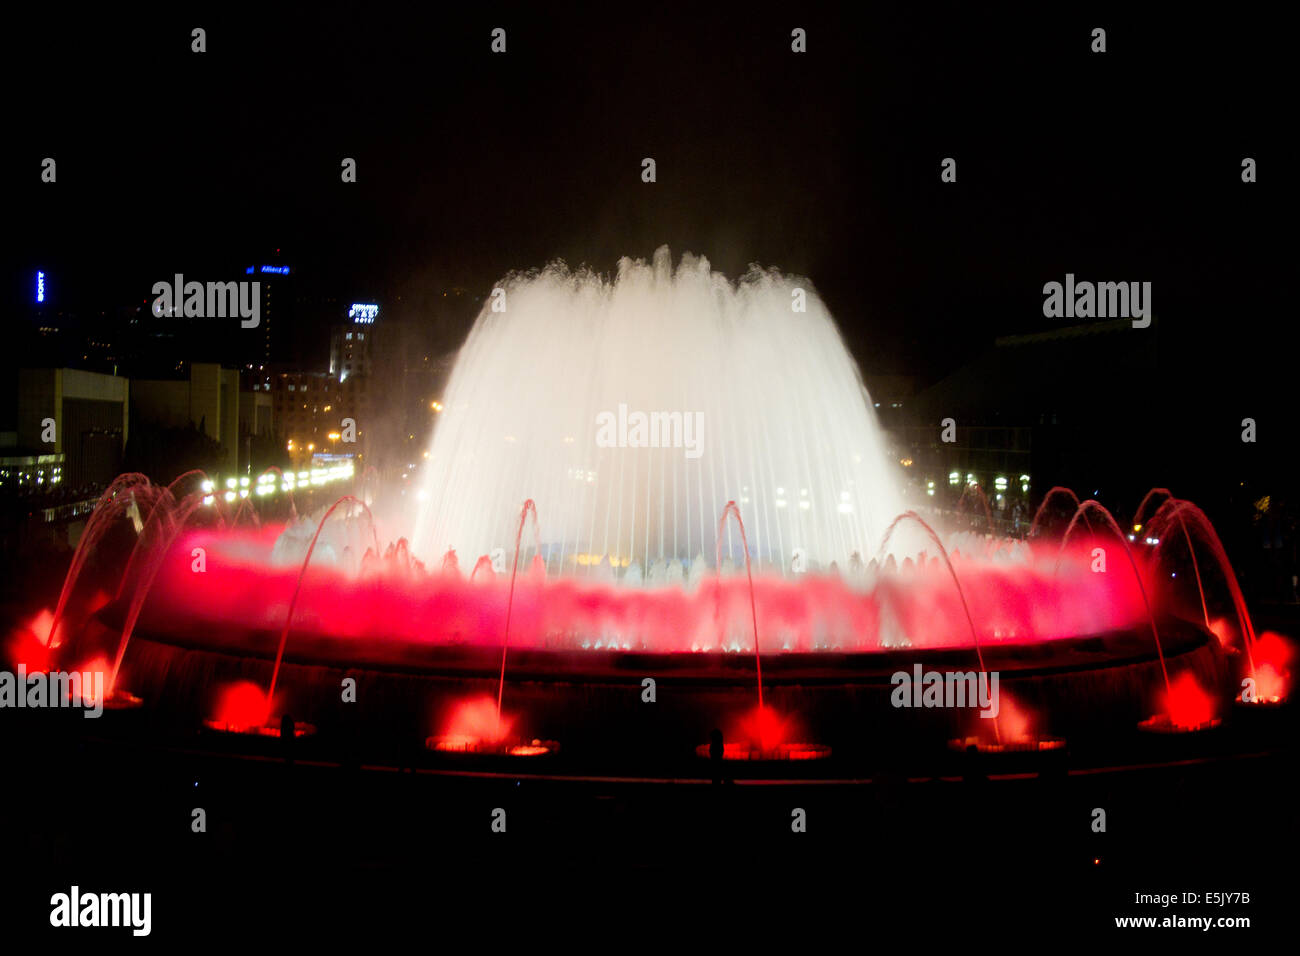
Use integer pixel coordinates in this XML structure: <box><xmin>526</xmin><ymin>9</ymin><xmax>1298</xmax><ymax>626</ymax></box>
<box><xmin>4</xmin><ymin>3</ymin><xmax>1289</xmax><ymax>389</ymax></box>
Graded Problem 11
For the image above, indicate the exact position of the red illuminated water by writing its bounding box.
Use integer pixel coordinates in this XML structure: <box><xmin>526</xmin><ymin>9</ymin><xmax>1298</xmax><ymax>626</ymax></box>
<box><xmin>1059</xmin><ymin>499</ymin><xmax>1170</xmax><ymax>696</ymax></box>
<box><xmin>1027</xmin><ymin>486</ymin><xmax>1083</xmax><ymax>539</ymax></box>
<box><xmin>1146</xmin><ymin>499</ymin><xmax>1260</xmax><ymax>678</ymax></box>
<box><xmin>268</xmin><ymin>495</ymin><xmax>379</xmax><ymax>718</ymax></box>
<box><xmin>497</xmin><ymin>499</ymin><xmax>540</xmax><ymax>731</ymax></box>
<box><xmin>1132</xmin><ymin>487</ymin><xmax>1173</xmax><ymax>534</ymax></box>
<box><xmin>716</xmin><ymin>501</ymin><xmax>763</xmax><ymax>710</ymax></box>
<box><xmin>110</xmin><ymin>492</ymin><xmax>214</xmax><ymax>694</ymax></box>
<box><xmin>48</xmin><ymin>473</ymin><xmax>153</xmax><ymax>650</ymax></box>
<box><xmin>21</xmin><ymin>475</ymin><xmax>1295</xmax><ymax>739</ymax></box>
<box><xmin>126</xmin><ymin>520</ymin><xmax>1156</xmax><ymax>658</ymax></box>
<box><xmin>956</xmin><ymin>483</ymin><xmax>994</xmax><ymax>534</ymax></box>
<box><xmin>876</xmin><ymin>511</ymin><xmax>985</xmax><ymax>671</ymax></box>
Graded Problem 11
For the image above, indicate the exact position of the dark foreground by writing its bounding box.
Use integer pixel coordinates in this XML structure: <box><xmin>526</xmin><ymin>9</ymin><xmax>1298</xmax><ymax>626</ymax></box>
<box><xmin>0</xmin><ymin>702</ymin><xmax>1294</xmax><ymax>944</ymax></box>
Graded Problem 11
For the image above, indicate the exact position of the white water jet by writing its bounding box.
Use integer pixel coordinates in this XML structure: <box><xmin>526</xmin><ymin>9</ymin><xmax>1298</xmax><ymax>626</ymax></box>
<box><xmin>412</xmin><ymin>246</ymin><xmax>903</xmax><ymax>576</ymax></box>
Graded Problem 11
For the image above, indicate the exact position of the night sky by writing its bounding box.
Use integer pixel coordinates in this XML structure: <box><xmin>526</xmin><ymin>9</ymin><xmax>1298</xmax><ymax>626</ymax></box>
<box><xmin>5</xmin><ymin>3</ymin><xmax>1290</xmax><ymax>404</ymax></box>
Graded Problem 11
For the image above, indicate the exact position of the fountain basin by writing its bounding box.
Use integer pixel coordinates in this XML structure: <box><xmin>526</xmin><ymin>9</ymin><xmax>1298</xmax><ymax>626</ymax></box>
<box><xmin>87</xmin><ymin>610</ymin><xmax>1227</xmax><ymax>765</ymax></box>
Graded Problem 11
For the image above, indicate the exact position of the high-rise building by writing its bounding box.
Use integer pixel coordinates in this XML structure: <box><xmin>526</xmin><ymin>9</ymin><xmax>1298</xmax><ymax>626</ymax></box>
<box><xmin>329</xmin><ymin>302</ymin><xmax>380</xmax><ymax>383</ymax></box>
<box><xmin>242</xmin><ymin>260</ymin><xmax>293</xmax><ymax>371</ymax></box>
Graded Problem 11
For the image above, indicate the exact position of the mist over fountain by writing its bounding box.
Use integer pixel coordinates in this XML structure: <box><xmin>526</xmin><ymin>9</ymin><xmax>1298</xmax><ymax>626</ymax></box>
<box><xmin>412</xmin><ymin>246</ymin><xmax>903</xmax><ymax>577</ymax></box>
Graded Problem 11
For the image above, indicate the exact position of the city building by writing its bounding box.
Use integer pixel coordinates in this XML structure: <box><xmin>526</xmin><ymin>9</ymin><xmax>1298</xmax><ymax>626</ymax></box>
<box><xmin>894</xmin><ymin>317</ymin><xmax>1162</xmax><ymax>524</ymax></box>
<box><xmin>269</xmin><ymin>370</ymin><xmax>347</xmax><ymax>467</ymax></box>
<box><xmin>330</xmin><ymin>303</ymin><xmax>380</xmax><ymax>383</ymax></box>
<box><xmin>242</xmin><ymin>259</ymin><xmax>292</xmax><ymax>371</ymax></box>
<box><xmin>132</xmin><ymin>362</ymin><xmax>250</xmax><ymax>474</ymax></box>
<box><xmin>15</xmin><ymin>368</ymin><xmax>129</xmax><ymax>489</ymax></box>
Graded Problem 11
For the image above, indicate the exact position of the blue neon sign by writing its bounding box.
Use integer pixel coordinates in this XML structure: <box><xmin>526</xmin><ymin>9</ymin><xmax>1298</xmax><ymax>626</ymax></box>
<box><xmin>36</xmin><ymin>271</ymin><xmax>45</xmax><ymax>303</ymax></box>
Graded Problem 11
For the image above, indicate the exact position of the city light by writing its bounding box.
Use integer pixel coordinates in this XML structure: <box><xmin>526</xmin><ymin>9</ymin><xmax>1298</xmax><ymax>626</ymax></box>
<box><xmin>202</xmin><ymin>462</ymin><xmax>355</xmax><ymax>506</ymax></box>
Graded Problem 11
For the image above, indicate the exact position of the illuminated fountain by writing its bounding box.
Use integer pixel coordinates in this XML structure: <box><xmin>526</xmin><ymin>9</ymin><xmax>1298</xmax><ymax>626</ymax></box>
<box><xmin>6</xmin><ymin>248</ymin><xmax>1292</xmax><ymax>768</ymax></box>
<box><xmin>412</xmin><ymin>247</ymin><xmax>904</xmax><ymax>576</ymax></box>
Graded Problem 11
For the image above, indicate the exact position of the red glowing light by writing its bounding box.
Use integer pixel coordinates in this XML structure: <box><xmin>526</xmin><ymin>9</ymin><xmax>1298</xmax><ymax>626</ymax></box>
<box><xmin>737</xmin><ymin>704</ymin><xmax>788</xmax><ymax>751</ymax></box>
<box><xmin>696</xmin><ymin>706</ymin><xmax>830</xmax><ymax>760</ymax></box>
<box><xmin>995</xmin><ymin>690</ymin><xmax>1033</xmax><ymax>742</ymax></box>
<box><xmin>1208</xmin><ymin>617</ymin><xmax>1234</xmax><ymax>648</ymax></box>
<box><xmin>142</xmin><ymin>527</ymin><xmax>1151</xmax><ymax>658</ymax></box>
<box><xmin>426</xmin><ymin>697</ymin><xmax>556</xmax><ymax>755</ymax></box>
<box><xmin>952</xmin><ymin>690</ymin><xmax>1060</xmax><ymax>752</ymax></box>
<box><xmin>508</xmin><ymin>742</ymin><xmax>551</xmax><ymax>756</ymax></box>
<box><xmin>1255</xmin><ymin>631</ymin><xmax>1295</xmax><ymax>669</ymax></box>
<box><xmin>74</xmin><ymin>655</ymin><xmax>110</xmax><ymax>706</ymax></box>
<box><xmin>1160</xmin><ymin>671</ymin><xmax>1217</xmax><ymax>729</ymax></box>
<box><xmin>693</xmin><ymin>740</ymin><xmax>830</xmax><ymax>761</ymax></box>
<box><xmin>6</xmin><ymin>611</ymin><xmax>55</xmax><ymax>672</ymax></box>
<box><xmin>27</xmin><ymin>609</ymin><xmax>55</xmax><ymax>647</ymax></box>
<box><xmin>212</xmin><ymin>681</ymin><xmax>272</xmax><ymax>732</ymax></box>
<box><xmin>779</xmin><ymin>743</ymin><xmax>832</xmax><ymax>760</ymax></box>
<box><xmin>1246</xmin><ymin>631</ymin><xmax>1293</xmax><ymax>701</ymax></box>
<box><xmin>443</xmin><ymin>695</ymin><xmax>514</xmax><ymax>744</ymax></box>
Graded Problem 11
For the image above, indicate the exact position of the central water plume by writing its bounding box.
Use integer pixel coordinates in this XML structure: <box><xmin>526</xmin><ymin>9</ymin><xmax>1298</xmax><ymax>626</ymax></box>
<box><xmin>413</xmin><ymin>247</ymin><xmax>903</xmax><ymax>576</ymax></box>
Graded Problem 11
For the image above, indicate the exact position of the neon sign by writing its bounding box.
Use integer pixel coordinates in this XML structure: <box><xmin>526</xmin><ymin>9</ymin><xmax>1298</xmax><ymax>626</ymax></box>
<box><xmin>36</xmin><ymin>271</ymin><xmax>45</xmax><ymax>303</ymax></box>
<box><xmin>348</xmin><ymin>303</ymin><xmax>379</xmax><ymax>323</ymax></box>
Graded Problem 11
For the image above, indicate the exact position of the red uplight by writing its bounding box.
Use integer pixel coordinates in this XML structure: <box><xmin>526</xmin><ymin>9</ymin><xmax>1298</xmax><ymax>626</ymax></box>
<box><xmin>737</xmin><ymin>704</ymin><xmax>788</xmax><ymax>752</ymax></box>
<box><xmin>6</xmin><ymin>611</ymin><xmax>55</xmax><ymax>672</ymax></box>
<box><xmin>1208</xmin><ymin>617</ymin><xmax>1234</xmax><ymax>648</ymax></box>
<box><xmin>1161</xmin><ymin>671</ymin><xmax>1217</xmax><ymax>729</ymax></box>
<box><xmin>1250</xmin><ymin>631</ymin><xmax>1293</xmax><ymax>701</ymax></box>
<box><xmin>995</xmin><ymin>690</ymin><xmax>1033</xmax><ymax>743</ymax></box>
<box><xmin>444</xmin><ymin>695</ymin><xmax>514</xmax><ymax>744</ymax></box>
<box><xmin>507</xmin><ymin>743</ymin><xmax>551</xmax><ymax>757</ymax></box>
<box><xmin>213</xmin><ymin>681</ymin><xmax>272</xmax><ymax>732</ymax></box>
<box><xmin>75</xmin><ymin>655</ymin><xmax>110</xmax><ymax>706</ymax></box>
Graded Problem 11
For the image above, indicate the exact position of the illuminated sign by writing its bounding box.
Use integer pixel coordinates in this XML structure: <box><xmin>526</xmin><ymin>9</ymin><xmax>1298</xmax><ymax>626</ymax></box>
<box><xmin>348</xmin><ymin>303</ymin><xmax>379</xmax><ymax>323</ymax></box>
<box><xmin>36</xmin><ymin>271</ymin><xmax>45</xmax><ymax>303</ymax></box>
<box><xmin>260</xmin><ymin>265</ymin><xmax>290</xmax><ymax>275</ymax></box>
